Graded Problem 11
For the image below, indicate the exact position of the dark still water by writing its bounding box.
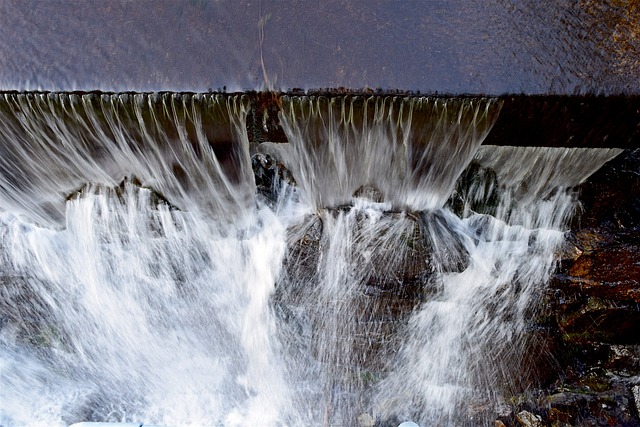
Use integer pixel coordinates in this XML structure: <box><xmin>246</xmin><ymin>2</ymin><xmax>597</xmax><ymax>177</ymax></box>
<box><xmin>0</xmin><ymin>0</ymin><xmax>638</xmax><ymax>94</ymax></box>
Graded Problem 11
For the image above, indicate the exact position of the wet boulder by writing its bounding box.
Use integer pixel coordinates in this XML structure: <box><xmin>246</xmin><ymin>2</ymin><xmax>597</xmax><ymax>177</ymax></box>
<box><xmin>252</xmin><ymin>152</ymin><xmax>296</xmax><ymax>206</ymax></box>
<box><xmin>415</xmin><ymin>210</ymin><xmax>473</xmax><ymax>274</ymax></box>
<box><xmin>448</xmin><ymin>160</ymin><xmax>500</xmax><ymax>218</ymax></box>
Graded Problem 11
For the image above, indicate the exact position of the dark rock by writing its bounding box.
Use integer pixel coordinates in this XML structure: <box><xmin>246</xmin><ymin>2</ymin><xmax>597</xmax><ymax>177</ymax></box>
<box><xmin>554</xmin><ymin>296</ymin><xmax>640</xmax><ymax>345</ymax></box>
<box><xmin>448</xmin><ymin>160</ymin><xmax>500</xmax><ymax>218</ymax></box>
<box><xmin>66</xmin><ymin>177</ymin><xmax>179</xmax><ymax>211</ymax></box>
<box><xmin>555</xmin><ymin>237</ymin><xmax>583</xmax><ymax>264</ymax></box>
<box><xmin>517</xmin><ymin>149</ymin><xmax>640</xmax><ymax>427</ymax></box>
<box><xmin>251</xmin><ymin>152</ymin><xmax>296</xmax><ymax>206</ymax></box>
<box><xmin>571</xmin><ymin>149</ymin><xmax>640</xmax><ymax>230</ymax></box>
<box><xmin>547</xmin><ymin>407</ymin><xmax>573</xmax><ymax>427</ymax></box>
<box><xmin>503</xmin><ymin>378</ymin><xmax>640</xmax><ymax>427</ymax></box>
<box><xmin>559</xmin><ymin>243</ymin><xmax>640</xmax><ymax>301</ymax></box>
<box><xmin>551</xmin><ymin>151</ymin><xmax>640</xmax><ymax>337</ymax></box>
<box><xmin>274</xmin><ymin>209</ymin><xmax>431</xmax><ymax>380</ymax></box>
<box><xmin>415</xmin><ymin>210</ymin><xmax>472</xmax><ymax>273</ymax></box>
<box><xmin>353</xmin><ymin>185</ymin><xmax>384</xmax><ymax>203</ymax></box>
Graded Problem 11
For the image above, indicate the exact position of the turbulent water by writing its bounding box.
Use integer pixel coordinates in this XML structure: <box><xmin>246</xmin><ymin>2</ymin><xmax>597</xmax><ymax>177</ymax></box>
<box><xmin>0</xmin><ymin>93</ymin><xmax>621</xmax><ymax>426</ymax></box>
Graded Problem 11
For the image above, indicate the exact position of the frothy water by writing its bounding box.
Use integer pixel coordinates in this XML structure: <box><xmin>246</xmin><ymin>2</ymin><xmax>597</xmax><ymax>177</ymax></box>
<box><xmin>0</xmin><ymin>93</ymin><xmax>621</xmax><ymax>426</ymax></box>
<box><xmin>1</xmin><ymin>184</ymin><xmax>287</xmax><ymax>426</ymax></box>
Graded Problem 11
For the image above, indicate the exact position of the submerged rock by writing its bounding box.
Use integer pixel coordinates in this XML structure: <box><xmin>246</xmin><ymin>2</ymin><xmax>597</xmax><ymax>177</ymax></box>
<box><xmin>66</xmin><ymin>177</ymin><xmax>179</xmax><ymax>211</ymax></box>
<box><xmin>275</xmin><ymin>209</ymin><xmax>429</xmax><ymax>372</ymax></box>
<box><xmin>448</xmin><ymin>160</ymin><xmax>500</xmax><ymax>218</ymax></box>
<box><xmin>415</xmin><ymin>210</ymin><xmax>472</xmax><ymax>273</ymax></box>
<box><xmin>353</xmin><ymin>184</ymin><xmax>385</xmax><ymax>203</ymax></box>
<box><xmin>251</xmin><ymin>152</ymin><xmax>296</xmax><ymax>206</ymax></box>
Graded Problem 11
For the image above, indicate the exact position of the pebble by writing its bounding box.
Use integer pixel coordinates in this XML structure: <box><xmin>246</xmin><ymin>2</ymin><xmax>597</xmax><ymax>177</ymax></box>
<box><xmin>516</xmin><ymin>410</ymin><xmax>542</xmax><ymax>427</ymax></box>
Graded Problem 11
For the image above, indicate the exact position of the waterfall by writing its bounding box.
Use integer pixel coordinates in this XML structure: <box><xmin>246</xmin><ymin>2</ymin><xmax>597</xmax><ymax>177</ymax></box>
<box><xmin>0</xmin><ymin>93</ymin><xmax>621</xmax><ymax>426</ymax></box>
<box><xmin>373</xmin><ymin>146</ymin><xmax>622</xmax><ymax>426</ymax></box>
<box><xmin>264</xmin><ymin>95</ymin><xmax>500</xmax><ymax>211</ymax></box>
<box><xmin>0</xmin><ymin>93</ymin><xmax>254</xmax><ymax>228</ymax></box>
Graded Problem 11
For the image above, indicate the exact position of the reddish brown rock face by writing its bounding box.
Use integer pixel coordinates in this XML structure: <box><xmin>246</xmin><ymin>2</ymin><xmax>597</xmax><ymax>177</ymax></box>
<box><xmin>564</xmin><ymin>245</ymin><xmax>640</xmax><ymax>302</ymax></box>
<box><xmin>505</xmin><ymin>149</ymin><xmax>640</xmax><ymax>427</ymax></box>
<box><xmin>555</xmin><ymin>149</ymin><xmax>640</xmax><ymax>341</ymax></box>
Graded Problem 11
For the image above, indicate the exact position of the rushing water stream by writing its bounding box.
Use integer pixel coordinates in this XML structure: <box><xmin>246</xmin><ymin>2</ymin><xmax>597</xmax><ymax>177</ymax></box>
<box><xmin>0</xmin><ymin>93</ymin><xmax>621</xmax><ymax>426</ymax></box>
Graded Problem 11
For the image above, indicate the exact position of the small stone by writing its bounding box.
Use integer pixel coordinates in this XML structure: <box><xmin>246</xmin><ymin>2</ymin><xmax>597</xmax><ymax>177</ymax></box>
<box><xmin>548</xmin><ymin>407</ymin><xmax>572</xmax><ymax>426</ymax></box>
<box><xmin>548</xmin><ymin>392</ymin><xmax>569</xmax><ymax>405</ymax></box>
<box><xmin>633</xmin><ymin>386</ymin><xmax>640</xmax><ymax>419</ymax></box>
<box><xmin>516</xmin><ymin>410</ymin><xmax>542</xmax><ymax>427</ymax></box>
<box><xmin>495</xmin><ymin>421</ymin><xmax>507</xmax><ymax>427</ymax></box>
<box><xmin>353</xmin><ymin>184</ymin><xmax>384</xmax><ymax>203</ymax></box>
<box><xmin>357</xmin><ymin>412</ymin><xmax>375</xmax><ymax>427</ymax></box>
<box><xmin>556</xmin><ymin>239</ymin><xmax>583</xmax><ymax>261</ymax></box>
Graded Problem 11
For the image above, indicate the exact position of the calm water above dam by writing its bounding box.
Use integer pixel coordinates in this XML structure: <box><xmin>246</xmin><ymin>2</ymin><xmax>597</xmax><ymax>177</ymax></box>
<box><xmin>0</xmin><ymin>1</ymin><xmax>638</xmax><ymax>94</ymax></box>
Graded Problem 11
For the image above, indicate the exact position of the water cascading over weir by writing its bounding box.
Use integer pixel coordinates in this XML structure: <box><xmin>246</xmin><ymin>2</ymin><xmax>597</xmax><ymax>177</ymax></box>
<box><xmin>0</xmin><ymin>92</ymin><xmax>626</xmax><ymax>426</ymax></box>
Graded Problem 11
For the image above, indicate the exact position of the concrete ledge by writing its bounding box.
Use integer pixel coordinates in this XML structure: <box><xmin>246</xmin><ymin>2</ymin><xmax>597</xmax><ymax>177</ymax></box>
<box><xmin>2</xmin><ymin>91</ymin><xmax>639</xmax><ymax>149</ymax></box>
<box><xmin>485</xmin><ymin>95</ymin><xmax>640</xmax><ymax>149</ymax></box>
